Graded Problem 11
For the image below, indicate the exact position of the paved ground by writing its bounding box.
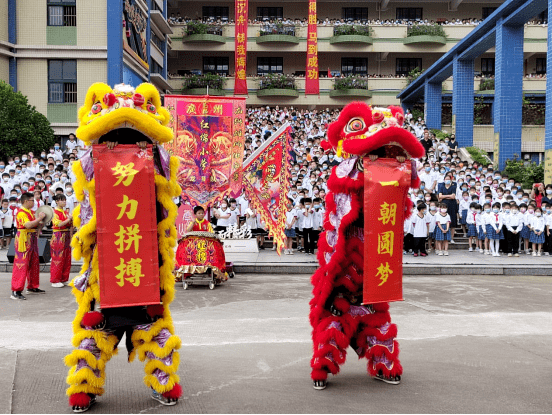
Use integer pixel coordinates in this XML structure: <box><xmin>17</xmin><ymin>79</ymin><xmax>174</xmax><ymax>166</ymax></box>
<box><xmin>1</xmin><ymin>271</ymin><xmax>552</xmax><ymax>413</ymax></box>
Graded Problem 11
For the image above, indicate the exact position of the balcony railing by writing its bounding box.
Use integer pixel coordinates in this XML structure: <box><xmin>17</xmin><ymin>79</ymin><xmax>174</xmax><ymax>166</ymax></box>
<box><xmin>185</xmin><ymin>22</ymin><xmax>223</xmax><ymax>36</ymax></box>
<box><xmin>259</xmin><ymin>23</ymin><xmax>296</xmax><ymax>37</ymax></box>
<box><xmin>332</xmin><ymin>25</ymin><xmax>372</xmax><ymax>37</ymax></box>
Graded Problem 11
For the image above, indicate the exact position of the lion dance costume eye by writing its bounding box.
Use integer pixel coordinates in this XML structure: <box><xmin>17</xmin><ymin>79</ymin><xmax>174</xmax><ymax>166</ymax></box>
<box><xmin>345</xmin><ymin>117</ymin><xmax>365</xmax><ymax>133</ymax></box>
<box><xmin>64</xmin><ymin>83</ymin><xmax>183</xmax><ymax>411</ymax></box>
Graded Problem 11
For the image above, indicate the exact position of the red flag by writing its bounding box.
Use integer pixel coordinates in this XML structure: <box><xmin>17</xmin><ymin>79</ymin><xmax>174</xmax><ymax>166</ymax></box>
<box><xmin>164</xmin><ymin>95</ymin><xmax>246</xmax><ymax>207</ymax></box>
<box><xmin>305</xmin><ymin>0</ymin><xmax>319</xmax><ymax>95</ymax></box>
<box><xmin>242</xmin><ymin>126</ymin><xmax>293</xmax><ymax>255</ymax></box>
<box><xmin>327</xmin><ymin>68</ymin><xmax>332</xmax><ymax>78</ymax></box>
<box><xmin>234</xmin><ymin>0</ymin><xmax>248</xmax><ymax>94</ymax></box>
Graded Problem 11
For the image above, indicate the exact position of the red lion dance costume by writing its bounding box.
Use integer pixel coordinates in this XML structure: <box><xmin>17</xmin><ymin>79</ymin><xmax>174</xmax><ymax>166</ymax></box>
<box><xmin>310</xmin><ymin>102</ymin><xmax>424</xmax><ymax>390</ymax></box>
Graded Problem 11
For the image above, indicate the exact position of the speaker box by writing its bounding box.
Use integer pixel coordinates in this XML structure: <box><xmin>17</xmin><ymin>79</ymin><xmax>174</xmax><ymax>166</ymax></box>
<box><xmin>7</xmin><ymin>237</ymin><xmax>52</xmax><ymax>264</ymax></box>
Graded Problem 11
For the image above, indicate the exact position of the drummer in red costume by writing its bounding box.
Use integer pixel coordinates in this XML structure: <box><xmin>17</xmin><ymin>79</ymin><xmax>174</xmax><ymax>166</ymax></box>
<box><xmin>187</xmin><ymin>206</ymin><xmax>214</xmax><ymax>233</ymax></box>
<box><xmin>50</xmin><ymin>194</ymin><xmax>73</xmax><ymax>288</ymax></box>
<box><xmin>10</xmin><ymin>192</ymin><xmax>46</xmax><ymax>300</ymax></box>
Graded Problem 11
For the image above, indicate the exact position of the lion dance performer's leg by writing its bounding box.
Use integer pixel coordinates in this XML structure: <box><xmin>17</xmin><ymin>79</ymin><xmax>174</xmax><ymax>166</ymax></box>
<box><xmin>354</xmin><ymin>302</ymin><xmax>402</xmax><ymax>383</ymax></box>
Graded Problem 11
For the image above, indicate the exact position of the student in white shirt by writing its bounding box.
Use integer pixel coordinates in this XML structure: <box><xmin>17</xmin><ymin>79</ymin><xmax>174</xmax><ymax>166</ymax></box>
<box><xmin>227</xmin><ymin>198</ymin><xmax>240</xmax><ymax>227</ymax></box>
<box><xmin>486</xmin><ymin>202</ymin><xmax>504</xmax><ymax>257</ymax></box>
<box><xmin>458</xmin><ymin>191</ymin><xmax>470</xmax><ymax>237</ymax></box>
<box><xmin>529</xmin><ymin>207</ymin><xmax>546</xmax><ymax>256</ymax></box>
<box><xmin>1</xmin><ymin>199</ymin><xmax>14</xmax><ymax>249</ymax></box>
<box><xmin>411</xmin><ymin>203</ymin><xmax>430</xmax><ymax>256</ymax></box>
<box><xmin>506</xmin><ymin>202</ymin><xmax>523</xmax><ymax>256</ymax></box>
<box><xmin>520</xmin><ymin>204</ymin><xmax>533</xmax><ymax>254</ymax></box>
<box><xmin>312</xmin><ymin>197</ymin><xmax>324</xmax><ymax>249</ymax></box>
<box><xmin>434</xmin><ymin>203</ymin><xmax>451</xmax><ymax>255</ymax></box>
<box><xmin>214</xmin><ymin>200</ymin><xmax>232</xmax><ymax>234</ymax></box>
<box><xmin>426</xmin><ymin>201</ymin><xmax>438</xmax><ymax>253</ymax></box>
<box><xmin>302</xmin><ymin>197</ymin><xmax>315</xmax><ymax>255</ymax></box>
<box><xmin>284</xmin><ymin>200</ymin><xmax>297</xmax><ymax>255</ymax></box>
<box><xmin>466</xmin><ymin>202</ymin><xmax>478</xmax><ymax>252</ymax></box>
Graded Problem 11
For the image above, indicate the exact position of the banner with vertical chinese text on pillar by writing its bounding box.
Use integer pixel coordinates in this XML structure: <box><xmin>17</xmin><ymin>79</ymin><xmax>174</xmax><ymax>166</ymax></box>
<box><xmin>94</xmin><ymin>144</ymin><xmax>160</xmax><ymax>309</ymax></box>
<box><xmin>234</xmin><ymin>0</ymin><xmax>248</xmax><ymax>94</ymax></box>
<box><xmin>242</xmin><ymin>126</ymin><xmax>293</xmax><ymax>255</ymax></box>
<box><xmin>362</xmin><ymin>158</ymin><xmax>410</xmax><ymax>304</ymax></box>
<box><xmin>305</xmin><ymin>0</ymin><xmax>319</xmax><ymax>95</ymax></box>
<box><xmin>164</xmin><ymin>95</ymin><xmax>246</xmax><ymax>207</ymax></box>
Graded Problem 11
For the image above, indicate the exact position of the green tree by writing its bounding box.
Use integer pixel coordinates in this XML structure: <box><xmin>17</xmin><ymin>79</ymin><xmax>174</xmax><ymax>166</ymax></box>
<box><xmin>502</xmin><ymin>156</ymin><xmax>544</xmax><ymax>188</ymax></box>
<box><xmin>0</xmin><ymin>81</ymin><xmax>55</xmax><ymax>159</ymax></box>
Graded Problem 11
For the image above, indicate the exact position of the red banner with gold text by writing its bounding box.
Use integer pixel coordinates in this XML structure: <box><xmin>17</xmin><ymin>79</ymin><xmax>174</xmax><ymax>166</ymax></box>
<box><xmin>242</xmin><ymin>126</ymin><xmax>292</xmax><ymax>254</ymax></box>
<box><xmin>305</xmin><ymin>0</ymin><xmax>319</xmax><ymax>95</ymax></box>
<box><xmin>164</xmin><ymin>95</ymin><xmax>246</xmax><ymax>207</ymax></box>
<box><xmin>94</xmin><ymin>144</ymin><xmax>160</xmax><ymax>308</ymax></box>
<box><xmin>362</xmin><ymin>158</ymin><xmax>410</xmax><ymax>304</ymax></box>
<box><xmin>234</xmin><ymin>0</ymin><xmax>248</xmax><ymax>94</ymax></box>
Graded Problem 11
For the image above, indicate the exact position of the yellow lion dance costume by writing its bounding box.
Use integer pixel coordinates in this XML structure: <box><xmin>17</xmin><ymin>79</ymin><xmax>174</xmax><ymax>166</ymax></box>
<box><xmin>64</xmin><ymin>83</ymin><xmax>182</xmax><ymax>412</ymax></box>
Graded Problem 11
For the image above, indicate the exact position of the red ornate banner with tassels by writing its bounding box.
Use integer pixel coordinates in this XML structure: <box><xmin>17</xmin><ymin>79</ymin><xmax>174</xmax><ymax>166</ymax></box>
<box><xmin>164</xmin><ymin>95</ymin><xmax>246</xmax><ymax>207</ymax></box>
<box><xmin>305</xmin><ymin>0</ymin><xmax>319</xmax><ymax>95</ymax></box>
<box><xmin>234</xmin><ymin>0</ymin><xmax>248</xmax><ymax>95</ymax></box>
<box><xmin>362</xmin><ymin>157</ymin><xmax>410</xmax><ymax>304</ymax></box>
<box><xmin>242</xmin><ymin>126</ymin><xmax>293</xmax><ymax>254</ymax></box>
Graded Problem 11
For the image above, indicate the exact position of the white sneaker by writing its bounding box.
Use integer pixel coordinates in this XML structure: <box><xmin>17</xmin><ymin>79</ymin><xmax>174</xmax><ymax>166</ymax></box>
<box><xmin>51</xmin><ymin>282</ymin><xmax>64</xmax><ymax>288</ymax></box>
<box><xmin>485</xmin><ymin>250</ymin><xmax>490</xmax><ymax>255</ymax></box>
<box><xmin>479</xmin><ymin>248</ymin><xmax>484</xmax><ymax>253</ymax></box>
<box><xmin>272</xmin><ymin>245</ymin><xmax>276</xmax><ymax>251</ymax></box>
<box><xmin>444</xmin><ymin>251</ymin><xmax>449</xmax><ymax>256</ymax></box>
<box><xmin>532</xmin><ymin>252</ymin><xmax>537</xmax><ymax>256</ymax></box>
<box><xmin>438</xmin><ymin>251</ymin><xmax>443</xmax><ymax>256</ymax></box>
<box><xmin>545</xmin><ymin>252</ymin><xmax>550</xmax><ymax>256</ymax></box>
<box><xmin>537</xmin><ymin>252</ymin><xmax>542</xmax><ymax>256</ymax></box>
<box><xmin>289</xmin><ymin>249</ymin><xmax>294</xmax><ymax>255</ymax></box>
<box><xmin>468</xmin><ymin>247</ymin><xmax>473</xmax><ymax>252</ymax></box>
<box><xmin>507</xmin><ymin>253</ymin><xmax>512</xmax><ymax>257</ymax></box>
<box><xmin>450</xmin><ymin>240</ymin><xmax>455</xmax><ymax>244</ymax></box>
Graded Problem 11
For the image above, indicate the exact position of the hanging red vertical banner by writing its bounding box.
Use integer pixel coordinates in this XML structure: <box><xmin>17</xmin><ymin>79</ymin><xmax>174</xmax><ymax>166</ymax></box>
<box><xmin>234</xmin><ymin>0</ymin><xmax>248</xmax><ymax>95</ymax></box>
<box><xmin>305</xmin><ymin>0</ymin><xmax>319</xmax><ymax>95</ymax></box>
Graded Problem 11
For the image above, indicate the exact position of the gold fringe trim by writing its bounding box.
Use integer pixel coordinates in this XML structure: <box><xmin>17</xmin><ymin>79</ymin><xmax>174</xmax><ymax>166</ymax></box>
<box><xmin>144</xmin><ymin>373</ymin><xmax>180</xmax><ymax>394</ymax></box>
<box><xmin>66</xmin><ymin>384</ymin><xmax>104</xmax><ymax>397</ymax></box>
<box><xmin>135</xmin><ymin>337</ymin><xmax>182</xmax><ymax>361</ymax></box>
<box><xmin>67</xmin><ymin>366</ymin><xmax>105</xmax><ymax>389</ymax></box>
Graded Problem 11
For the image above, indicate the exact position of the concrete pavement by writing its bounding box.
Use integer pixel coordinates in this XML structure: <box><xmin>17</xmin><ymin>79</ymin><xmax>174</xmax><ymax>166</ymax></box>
<box><xmin>0</xmin><ymin>272</ymin><xmax>552</xmax><ymax>413</ymax></box>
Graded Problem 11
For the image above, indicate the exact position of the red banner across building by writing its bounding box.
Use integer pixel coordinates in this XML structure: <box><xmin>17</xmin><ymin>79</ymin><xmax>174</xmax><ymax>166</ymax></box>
<box><xmin>93</xmin><ymin>144</ymin><xmax>160</xmax><ymax>308</ymax></box>
<box><xmin>234</xmin><ymin>0</ymin><xmax>248</xmax><ymax>94</ymax></box>
<box><xmin>242</xmin><ymin>126</ymin><xmax>293</xmax><ymax>254</ymax></box>
<box><xmin>305</xmin><ymin>0</ymin><xmax>319</xmax><ymax>95</ymax></box>
<box><xmin>362</xmin><ymin>158</ymin><xmax>410</xmax><ymax>304</ymax></box>
<box><xmin>164</xmin><ymin>95</ymin><xmax>246</xmax><ymax>207</ymax></box>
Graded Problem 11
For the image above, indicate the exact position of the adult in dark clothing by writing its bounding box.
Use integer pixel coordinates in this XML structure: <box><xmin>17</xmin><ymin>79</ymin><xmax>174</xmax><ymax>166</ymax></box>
<box><xmin>420</xmin><ymin>131</ymin><xmax>433</xmax><ymax>154</ymax></box>
<box><xmin>448</xmin><ymin>134</ymin><xmax>459</xmax><ymax>153</ymax></box>
<box><xmin>438</xmin><ymin>173</ymin><xmax>458</xmax><ymax>243</ymax></box>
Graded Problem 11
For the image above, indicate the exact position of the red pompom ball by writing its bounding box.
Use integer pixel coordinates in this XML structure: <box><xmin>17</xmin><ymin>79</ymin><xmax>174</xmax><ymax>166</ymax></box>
<box><xmin>103</xmin><ymin>93</ymin><xmax>117</xmax><ymax>107</ymax></box>
<box><xmin>162</xmin><ymin>383</ymin><xmax>182</xmax><ymax>399</ymax></box>
<box><xmin>133</xmin><ymin>93</ymin><xmax>145</xmax><ymax>107</ymax></box>
<box><xmin>146</xmin><ymin>304</ymin><xmax>165</xmax><ymax>319</ymax></box>
<box><xmin>69</xmin><ymin>393</ymin><xmax>91</xmax><ymax>407</ymax></box>
<box><xmin>372</xmin><ymin>111</ymin><xmax>384</xmax><ymax>123</ymax></box>
<box><xmin>81</xmin><ymin>311</ymin><xmax>104</xmax><ymax>328</ymax></box>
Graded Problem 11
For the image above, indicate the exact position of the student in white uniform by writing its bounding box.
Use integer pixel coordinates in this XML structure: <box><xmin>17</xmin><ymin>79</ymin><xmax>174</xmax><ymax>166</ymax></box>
<box><xmin>411</xmin><ymin>203</ymin><xmax>430</xmax><ymax>256</ymax></box>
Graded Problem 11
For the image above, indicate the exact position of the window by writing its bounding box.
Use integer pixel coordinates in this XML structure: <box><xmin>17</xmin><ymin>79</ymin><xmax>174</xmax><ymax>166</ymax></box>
<box><xmin>482</xmin><ymin>7</ymin><xmax>498</xmax><ymax>20</ymax></box>
<box><xmin>203</xmin><ymin>57</ymin><xmax>229</xmax><ymax>75</ymax></box>
<box><xmin>396</xmin><ymin>8</ymin><xmax>422</xmax><ymax>21</ymax></box>
<box><xmin>536</xmin><ymin>58</ymin><xmax>547</xmax><ymax>74</ymax></box>
<box><xmin>341</xmin><ymin>58</ymin><xmax>367</xmax><ymax>76</ymax></box>
<box><xmin>151</xmin><ymin>60</ymin><xmax>163</xmax><ymax>75</ymax></box>
<box><xmin>257</xmin><ymin>57</ymin><xmax>283</xmax><ymax>75</ymax></box>
<box><xmin>396</xmin><ymin>58</ymin><xmax>422</xmax><ymax>76</ymax></box>
<box><xmin>536</xmin><ymin>10</ymin><xmax>548</xmax><ymax>23</ymax></box>
<box><xmin>202</xmin><ymin>6</ymin><xmax>229</xmax><ymax>21</ymax></box>
<box><xmin>48</xmin><ymin>60</ymin><xmax>77</xmax><ymax>103</ymax></box>
<box><xmin>342</xmin><ymin>7</ymin><xmax>368</xmax><ymax>22</ymax></box>
<box><xmin>151</xmin><ymin>31</ymin><xmax>165</xmax><ymax>51</ymax></box>
<box><xmin>257</xmin><ymin>7</ymin><xmax>283</xmax><ymax>21</ymax></box>
<box><xmin>47</xmin><ymin>0</ymin><xmax>76</xmax><ymax>26</ymax></box>
<box><xmin>481</xmin><ymin>58</ymin><xmax>495</xmax><ymax>76</ymax></box>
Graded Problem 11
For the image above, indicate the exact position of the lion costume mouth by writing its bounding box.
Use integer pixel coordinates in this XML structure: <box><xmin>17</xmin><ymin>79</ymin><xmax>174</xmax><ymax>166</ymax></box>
<box><xmin>98</xmin><ymin>127</ymin><xmax>153</xmax><ymax>146</ymax></box>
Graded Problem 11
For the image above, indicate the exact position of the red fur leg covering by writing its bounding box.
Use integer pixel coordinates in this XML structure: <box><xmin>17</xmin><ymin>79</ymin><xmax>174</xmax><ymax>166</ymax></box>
<box><xmin>162</xmin><ymin>383</ymin><xmax>182</xmax><ymax>399</ymax></box>
<box><xmin>310</xmin><ymin>314</ymin><xmax>359</xmax><ymax>380</ymax></box>
<box><xmin>354</xmin><ymin>305</ymin><xmax>402</xmax><ymax>378</ymax></box>
<box><xmin>69</xmin><ymin>393</ymin><xmax>91</xmax><ymax>407</ymax></box>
